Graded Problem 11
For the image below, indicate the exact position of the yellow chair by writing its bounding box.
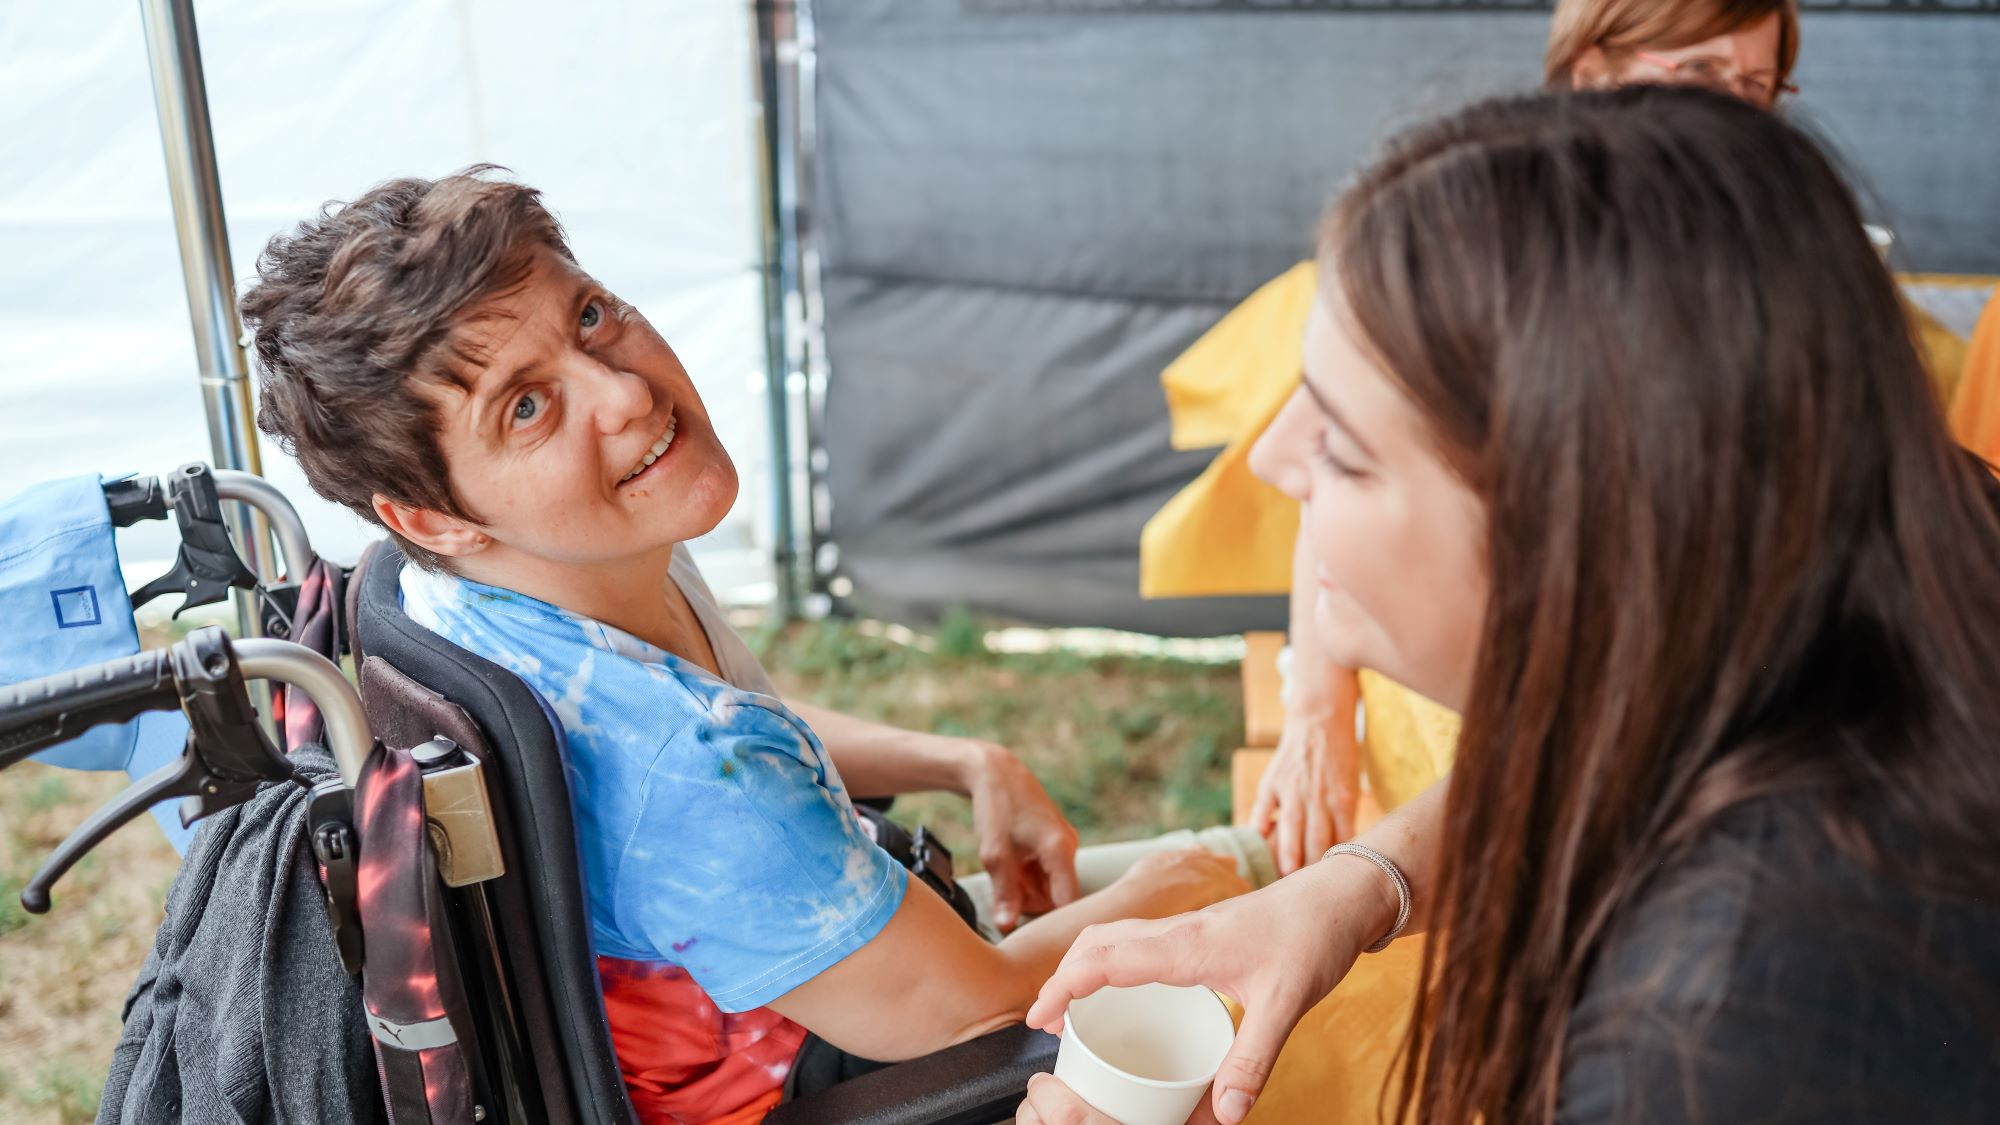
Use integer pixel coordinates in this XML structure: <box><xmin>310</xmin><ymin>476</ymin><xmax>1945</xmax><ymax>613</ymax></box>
<box><xmin>1950</xmin><ymin>288</ymin><xmax>2000</xmax><ymax>467</ymax></box>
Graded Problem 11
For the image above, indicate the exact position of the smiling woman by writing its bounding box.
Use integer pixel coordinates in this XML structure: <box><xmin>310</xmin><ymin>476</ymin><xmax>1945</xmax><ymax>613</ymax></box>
<box><xmin>364</xmin><ymin>243</ymin><xmax>742</xmax><ymax>653</ymax></box>
<box><xmin>241</xmin><ymin>166</ymin><xmax>1265</xmax><ymax>1125</ymax></box>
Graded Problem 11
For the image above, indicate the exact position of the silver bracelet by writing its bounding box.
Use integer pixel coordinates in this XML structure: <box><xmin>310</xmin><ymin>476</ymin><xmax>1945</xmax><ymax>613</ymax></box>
<box><xmin>1322</xmin><ymin>843</ymin><xmax>1412</xmax><ymax>953</ymax></box>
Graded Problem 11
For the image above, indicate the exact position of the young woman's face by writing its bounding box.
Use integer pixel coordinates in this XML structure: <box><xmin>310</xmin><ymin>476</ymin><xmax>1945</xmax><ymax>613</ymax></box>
<box><xmin>1249</xmin><ymin>287</ymin><xmax>1488</xmax><ymax>711</ymax></box>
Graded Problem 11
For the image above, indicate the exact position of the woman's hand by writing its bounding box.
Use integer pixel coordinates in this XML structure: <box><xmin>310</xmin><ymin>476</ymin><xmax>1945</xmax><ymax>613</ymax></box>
<box><xmin>1107</xmin><ymin>847</ymin><xmax>1253</xmax><ymax>917</ymax></box>
<box><xmin>784</xmin><ymin>705</ymin><xmax>1082</xmax><ymax>930</ymax></box>
<box><xmin>965</xmin><ymin>741</ymin><xmax>1082</xmax><ymax>931</ymax></box>
<box><xmin>1015</xmin><ymin>1073</ymin><xmax>1128</xmax><ymax>1125</ymax></box>
<box><xmin>1250</xmin><ymin>701</ymin><xmax>1362</xmax><ymax>875</ymax></box>
<box><xmin>1026</xmin><ymin>856</ymin><xmax>1394</xmax><ymax>1125</ymax></box>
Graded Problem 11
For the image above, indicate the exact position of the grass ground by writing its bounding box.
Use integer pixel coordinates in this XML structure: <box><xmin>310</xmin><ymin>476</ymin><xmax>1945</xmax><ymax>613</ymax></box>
<box><xmin>0</xmin><ymin>610</ymin><xmax>1242</xmax><ymax>1124</ymax></box>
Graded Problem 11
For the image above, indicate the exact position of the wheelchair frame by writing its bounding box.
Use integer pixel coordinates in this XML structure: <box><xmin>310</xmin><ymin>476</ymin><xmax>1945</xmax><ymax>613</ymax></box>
<box><xmin>0</xmin><ymin>480</ymin><xmax>1055</xmax><ymax>1125</ymax></box>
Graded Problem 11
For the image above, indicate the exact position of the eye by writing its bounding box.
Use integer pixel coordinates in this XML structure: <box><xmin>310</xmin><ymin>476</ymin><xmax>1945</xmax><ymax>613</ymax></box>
<box><xmin>580</xmin><ymin>299</ymin><xmax>606</xmax><ymax>337</ymax></box>
<box><xmin>512</xmin><ymin>388</ymin><xmax>549</xmax><ymax>427</ymax></box>
<box><xmin>1317</xmin><ymin>435</ymin><xmax>1364</xmax><ymax>479</ymax></box>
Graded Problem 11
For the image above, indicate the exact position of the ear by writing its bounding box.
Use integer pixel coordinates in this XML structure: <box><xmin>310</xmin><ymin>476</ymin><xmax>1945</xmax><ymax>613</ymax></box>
<box><xmin>1568</xmin><ymin>46</ymin><xmax>1618</xmax><ymax>90</ymax></box>
<box><xmin>372</xmin><ymin>494</ymin><xmax>489</xmax><ymax>560</ymax></box>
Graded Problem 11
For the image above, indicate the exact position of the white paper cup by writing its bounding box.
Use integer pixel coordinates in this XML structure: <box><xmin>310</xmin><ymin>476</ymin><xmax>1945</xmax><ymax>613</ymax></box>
<box><xmin>1053</xmin><ymin>983</ymin><xmax>1236</xmax><ymax>1125</ymax></box>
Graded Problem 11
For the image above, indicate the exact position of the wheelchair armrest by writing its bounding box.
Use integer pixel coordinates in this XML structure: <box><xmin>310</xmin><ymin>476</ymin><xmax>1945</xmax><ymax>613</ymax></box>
<box><xmin>763</xmin><ymin>1025</ymin><xmax>1059</xmax><ymax>1125</ymax></box>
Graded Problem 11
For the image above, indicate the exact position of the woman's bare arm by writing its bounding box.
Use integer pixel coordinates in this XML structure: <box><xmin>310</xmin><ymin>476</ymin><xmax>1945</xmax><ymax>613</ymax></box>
<box><xmin>767</xmin><ymin>848</ymin><xmax>1247</xmax><ymax>1061</ymax></box>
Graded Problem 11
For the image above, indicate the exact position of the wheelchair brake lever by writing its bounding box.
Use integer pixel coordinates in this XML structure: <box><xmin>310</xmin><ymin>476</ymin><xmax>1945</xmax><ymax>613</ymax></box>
<box><xmin>129</xmin><ymin>463</ymin><xmax>258</xmax><ymax>617</ymax></box>
<box><xmin>173</xmin><ymin>627</ymin><xmax>297</xmax><ymax>806</ymax></box>
<box><xmin>20</xmin><ymin>752</ymin><xmax>201</xmax><ymax>914</ymax></box>
<box><xmin>16</xmin><ymin>628</ymin><xmax>299</xmax><ymax>915</ymax></box>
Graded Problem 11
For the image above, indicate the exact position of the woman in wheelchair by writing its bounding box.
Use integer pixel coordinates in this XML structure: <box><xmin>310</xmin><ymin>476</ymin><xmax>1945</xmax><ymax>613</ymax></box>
<box><xmin>240</xmin><ymin>170</ymin><xmax>1252</xmax><ymax>1125</ymax></box>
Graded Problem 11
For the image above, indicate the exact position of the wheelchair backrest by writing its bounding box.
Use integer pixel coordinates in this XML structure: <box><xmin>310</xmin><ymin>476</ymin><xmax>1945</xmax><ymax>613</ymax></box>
<box><xmin>353</xmin><ymin>543</ymin><xmax>638</xmax><ymax>1125</ymax></box>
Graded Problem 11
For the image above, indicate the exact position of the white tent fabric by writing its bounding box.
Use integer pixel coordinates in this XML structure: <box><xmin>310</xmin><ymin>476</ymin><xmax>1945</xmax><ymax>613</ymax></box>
<box><xmin>0</xmin><ymin>0</ymin><xmax>776</xmax><ymax>603</ymax></box>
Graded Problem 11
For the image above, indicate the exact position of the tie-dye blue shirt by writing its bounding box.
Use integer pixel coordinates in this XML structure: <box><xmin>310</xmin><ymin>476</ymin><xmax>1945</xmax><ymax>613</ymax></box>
<box><xmin>399</xmin><ymin>555</ymin><xmax>907</xmax><ymax>1014</ymax></box>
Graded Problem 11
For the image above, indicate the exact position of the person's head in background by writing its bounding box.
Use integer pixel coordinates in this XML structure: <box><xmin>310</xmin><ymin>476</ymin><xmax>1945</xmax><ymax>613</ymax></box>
<box><xmin>1546</xmin><ymin>0</ymin><xmax>1800</xmax><ymax>109</ymax></box>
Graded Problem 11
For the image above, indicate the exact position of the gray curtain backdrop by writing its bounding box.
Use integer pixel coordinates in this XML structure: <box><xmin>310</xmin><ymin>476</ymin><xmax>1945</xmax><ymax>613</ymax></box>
<box><xmin>812</xmin><ymin>0</ymin><xmax>2000</xmax><ymax>634</ymax></box>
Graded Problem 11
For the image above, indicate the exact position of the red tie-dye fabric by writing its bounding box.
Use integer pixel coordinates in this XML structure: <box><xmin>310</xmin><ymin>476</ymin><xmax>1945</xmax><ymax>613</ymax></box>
<box><xmin>597</xmin><ymin>955</ymin><xmax>809</xmax><ymax>1125</ymax></box>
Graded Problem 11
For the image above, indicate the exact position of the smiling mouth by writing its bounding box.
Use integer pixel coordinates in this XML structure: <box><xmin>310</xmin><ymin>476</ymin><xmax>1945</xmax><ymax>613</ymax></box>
<box><xmin>618</xmin><ymin>409</ymin><xmax>679</xmax><ymax>485</ymax></box>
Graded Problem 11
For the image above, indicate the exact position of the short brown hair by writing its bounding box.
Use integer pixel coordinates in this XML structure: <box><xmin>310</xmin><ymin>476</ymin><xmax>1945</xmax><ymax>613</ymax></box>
<box><xmin>1544</xmin><ymin>0</ymin><xmax>1799</xmax><ymax>88</ymax></box>
<box><xmin>242</xmin><ymin>165</ymin><xmax>573</xmax><ymax>570</ymax></box>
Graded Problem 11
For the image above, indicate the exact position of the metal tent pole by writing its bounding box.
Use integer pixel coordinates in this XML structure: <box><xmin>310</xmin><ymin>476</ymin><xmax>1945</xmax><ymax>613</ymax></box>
<box><xmin>138</xmin><ymin>0</ymin><xmax>276</xmax><ymax>633</ymax></box>
<box><xmin>753</xmin><ymin>0</ymin><xmax>803</xmax><ymax>619</ymax></box>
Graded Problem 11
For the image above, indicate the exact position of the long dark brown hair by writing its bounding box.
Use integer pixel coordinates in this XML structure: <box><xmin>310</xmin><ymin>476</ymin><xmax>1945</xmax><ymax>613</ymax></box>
<box><xmin>1321</xmin><ymin>86</ymin><xmax>2000</xmax><ymax>1123</ymax></box>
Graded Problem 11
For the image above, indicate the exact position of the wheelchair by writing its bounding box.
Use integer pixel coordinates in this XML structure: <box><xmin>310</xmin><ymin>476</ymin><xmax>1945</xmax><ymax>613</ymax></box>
<box><xmin>0</xmin><ymin>473</ymin><xmax>1056</xmax><ymax>1125</ymax></box>
<box><xmin>3</xmin><ymin>462</ymin><xmax>340</xmax><ymax>855</ymax></box>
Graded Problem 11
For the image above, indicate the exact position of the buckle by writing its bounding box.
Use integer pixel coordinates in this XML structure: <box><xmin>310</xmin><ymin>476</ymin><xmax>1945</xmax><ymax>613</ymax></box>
<box><xmin>911</xmin><ymin>826</ymin><xmax>957</xmax><ymax>888</ymax></box>
<box><xmin>308</xmin><ymin>778</ymin><xmax>365</xmax><ymax>975</ymax></box>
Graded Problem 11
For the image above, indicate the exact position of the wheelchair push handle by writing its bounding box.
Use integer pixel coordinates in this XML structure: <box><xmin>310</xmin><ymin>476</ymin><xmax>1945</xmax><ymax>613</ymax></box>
<box><xmin>232</xmin><ymin>638</ymin><xmax>372</xmax><ymax>786</ymax></box>
<box><xmin>0</xmin><ymin>649</ymin><xmax>177</xmax><ymax>772</ymax></box>
<box><xmin>5</xmin><ymin>630</ymin><xmax>375</xmax><ymax>915</ymax></box>
<box><xmin>101</xmin><ymin>465</ymin><xmax>317</xmax><ymax>582</ymax></box>
<box><xmin>114</xmin><ymin>465</ymin><xmax>323</xmax><ymax>629</ymax></box>
<box><xmin>103</xmin><ymin>475</ymin><xmax>171</xmax><ymax>527</ymax></box>
<box><xmin>0</xmin><ymin>634</ymin><xmax>373</xmax><ymax>788</ymax></box>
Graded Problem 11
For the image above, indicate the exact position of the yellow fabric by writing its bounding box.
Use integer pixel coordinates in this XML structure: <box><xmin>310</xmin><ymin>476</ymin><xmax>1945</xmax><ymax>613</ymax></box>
<box><xmin>1245</xmin><ymin>936</ymin><xmax>1425</xmax><ymax>1125</ymax></box>
<box><xmin>1140</xmin><ymin>424</ymin><xmax>1300</xmax><ymax>598</ymax></box>
<box><xmin>1950</xmin><ymin>289</ymin><xmax>2000</xmax><ymax>467</ymax></box>
<box><xmin>1355</xmin><ymin>671</ymin><xmax>1461</xmax><ymax>813</ymax></box>
<box><xmin>1141</xmin><ymin>262</ymin><xmax>1316</xmax><ymax>599</ymax></box>
<box><xmin>1162</xmin><ymin>261</ymin><xmax>1319</xmax><ymax>451</ymax></box>
<box><xmin>1142</xmin><ymin>261</ymin><xmax>1979</xmax><ymax>602</ymax></box>
<box><xmin>1909</xmin><ymin>300</ymin><xmax>1971</xmax><ymax>408</ymax></box>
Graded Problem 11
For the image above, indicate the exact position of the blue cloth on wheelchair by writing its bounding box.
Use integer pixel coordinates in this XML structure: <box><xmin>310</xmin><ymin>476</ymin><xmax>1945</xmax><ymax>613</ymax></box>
<box><xmin>400</xmin><ymin>560</ymin><xmax>907</xmax><ymax>1013</ymax></box>
<box><xmin>1</xmin><ymin>474</ymin><xmax>198</xmax><ymax>853</ymax></box>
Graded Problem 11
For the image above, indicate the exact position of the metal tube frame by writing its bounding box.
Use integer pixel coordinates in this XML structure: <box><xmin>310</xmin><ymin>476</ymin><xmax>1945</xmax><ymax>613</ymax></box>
<box><xmin>753</xmin><ymin>1</ymin><xmax>804</xmax><ymax>619</ymax></box>
<box><xmin>138</xmin><ymin>0</ymin><xmax>277</xmax><ymax>629</ymax></box>
<box><xmin>214</xmin><ymin>469</ymin><xmax>315</xmax><ymax>583</ymax></box>
<box><xmin>233</xmin><ymin>639</ymin><xmax>371</xmax><ymax>786</ymax></box>
<box><xmin>774</xmin><ymin>0</ymin><xmax>835</xmax><ymax>605</ymax></box>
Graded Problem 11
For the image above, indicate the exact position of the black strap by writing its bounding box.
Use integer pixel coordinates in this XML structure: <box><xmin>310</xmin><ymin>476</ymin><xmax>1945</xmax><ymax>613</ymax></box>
<box><xmin>375</xmin><ymin>1043</ymin><xmax>433</xmax><ymax>1125</ymax></box>
<box><xmin>852</xmin><ymin>806</ymin><xmax>981</xmax><ymax>932</ymax></box>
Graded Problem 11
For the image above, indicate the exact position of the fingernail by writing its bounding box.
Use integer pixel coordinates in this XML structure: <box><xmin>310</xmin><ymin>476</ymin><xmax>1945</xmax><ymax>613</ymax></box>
<box><xmin>1218</xmin><ymin>1087</ymin><xmax>1256</xmax><ymax>1124</ymax></box>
